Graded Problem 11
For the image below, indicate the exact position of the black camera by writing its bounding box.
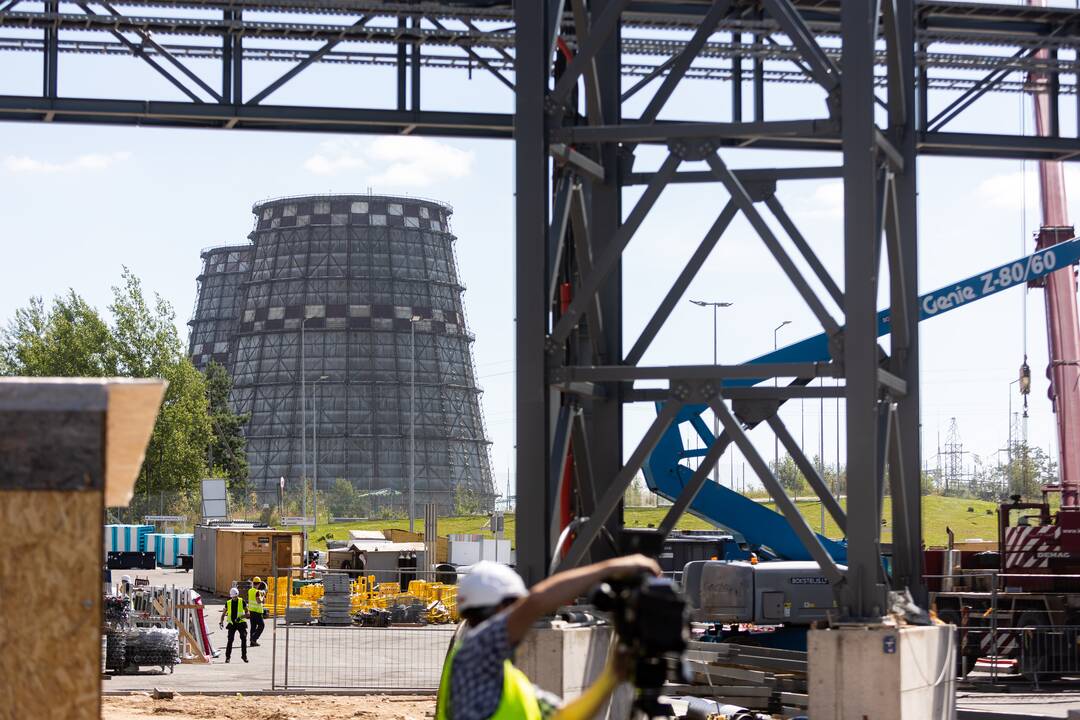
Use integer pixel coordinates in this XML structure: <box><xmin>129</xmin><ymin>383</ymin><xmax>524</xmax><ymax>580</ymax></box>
<box><xmin>591</xmin><ymin>573</ymin><xmax>688</xmax><ymax>717</ymax></box>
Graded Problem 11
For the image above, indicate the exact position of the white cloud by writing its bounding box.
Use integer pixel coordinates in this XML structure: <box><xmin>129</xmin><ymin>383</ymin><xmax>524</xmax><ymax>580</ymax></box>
<box><xmin>806</xmin><ymin>180</ymin><xmax>844</xmax><ymax>219</ymax></box>
<box><xmin>974</xmin><ymin>165</ymin><xmax>1080</xmax><ymax>210</ymax></box>
<box><xmin>303</xmin><ymin>136</ymin><xmax>473</xmax><ymax>188</ymax></box>
<box><xmin>303</xmin><ymin>139</ymin><xmax>369</xmax><ymax>176</ymax></box>
<box><xmin>3</xmin><ymin>151</ymin><xmax>131</xmax><ymax>174</ymax></box>
<box><xmin>777</xmin><ymin>180</ymin><xmax>844</xmax><ymax>222</ymax></box>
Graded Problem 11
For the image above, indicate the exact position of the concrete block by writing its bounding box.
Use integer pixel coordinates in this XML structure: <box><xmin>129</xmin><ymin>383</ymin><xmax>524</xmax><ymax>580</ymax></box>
<box><xmin>515</xmin><ymin>621</ymin><xmax>633</xmax><ymax>719</ymax></box>
<box><xmin>809</xmin><ymin>623</ymin><xmax>956</xmax><ymax>720</ymax></box>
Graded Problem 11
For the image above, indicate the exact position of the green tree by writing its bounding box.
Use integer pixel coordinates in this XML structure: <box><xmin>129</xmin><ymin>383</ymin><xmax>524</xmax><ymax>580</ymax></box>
<box><xmin>772</xmin><ymin>454</ymin><xmax>809</xmax><ymax>496</ymax></box>
<box><xmin>109</xmin><ymin>269</ymin><xmax>212</xmax><ymax>497</ymax></box>
<box><xmin>326</xmin><ymin>478</ymin><xmax>364</xmax><ymax>518</ymax></box>
<box><xmin>204</xmin><ymin>360</ymin><xmax>250</xmax><ymax>493</ymax></box>
<box><xmin>988</xmin><ymin>442</ymin><xmax>1058</xmax><ymax>501</ymax></box>
<box><xmin>0</xmin><ymin>268</ymin><xmax>212</xmax><ymax>498</ymax></box>
<box><xmin>0</xmin><ymin>292</ymin><xmax>117</xmax><ymax>376</ymax></box>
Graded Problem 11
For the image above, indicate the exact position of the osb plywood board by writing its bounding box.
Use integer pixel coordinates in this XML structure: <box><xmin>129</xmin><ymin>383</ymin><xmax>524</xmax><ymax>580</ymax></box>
<box><xmin>0</xmin><ymin>490</ymin><xmax>102</xmax><ymax>720</ymax></box>
<box><xmin>105</xmin><ymin>380</ymin><xmax>166</xmax><ymax>507</ymax></box>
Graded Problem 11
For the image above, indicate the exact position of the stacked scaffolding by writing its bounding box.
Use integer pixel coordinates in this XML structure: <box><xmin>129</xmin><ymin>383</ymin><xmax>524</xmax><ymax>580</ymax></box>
<box><xmin>188</xmin><ymin>194</ymin><xmax>495</xmax><ymax>513</ymax></box>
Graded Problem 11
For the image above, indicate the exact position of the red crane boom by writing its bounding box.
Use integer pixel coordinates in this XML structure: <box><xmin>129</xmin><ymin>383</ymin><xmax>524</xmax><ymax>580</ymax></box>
<box><xmin>1030</xmin><ymin>0</ymin><xmax>1080</xmax><ymax>510</ymax></box>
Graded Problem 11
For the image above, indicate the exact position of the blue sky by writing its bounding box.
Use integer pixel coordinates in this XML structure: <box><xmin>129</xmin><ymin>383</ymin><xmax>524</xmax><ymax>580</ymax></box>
<box><xmin>1</xmin><ymin>10</ymin><xmax>1078</xmax><ymax>498</ymax></box>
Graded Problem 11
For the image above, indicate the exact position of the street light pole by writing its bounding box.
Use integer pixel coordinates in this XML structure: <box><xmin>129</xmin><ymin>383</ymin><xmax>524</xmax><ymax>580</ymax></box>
<box><xmin>1008</xmin><ymin>378</ymin><xmax>1019</xmax><ymax>469</ymax></box>
<box><xmin>313</xmin><ymin>375</ymin><xmax>328</xmax><ymax>531</ymax></box>
<box><xmin>301</xmin><ymin>318</ymin><xmax>308</xmax><ymax>544</ymax></box>
<box><xmin>690</xmin><ymin>300</ymin><xmax>733</xmax><ymax>486</ymax></box>
<box><xmin>409</xmin><ymin>315</ymin><xmax>421</xmax><ymax>532</ymax></box>
<box><xmin>773</xmin><ymin>320</ymin><xmax>791</xmax><ymax>474</ymax></box>
<box><xmin>299</xmin><ymin>316</ymin><xmax>319</xmax><ymax>558</ymax></box>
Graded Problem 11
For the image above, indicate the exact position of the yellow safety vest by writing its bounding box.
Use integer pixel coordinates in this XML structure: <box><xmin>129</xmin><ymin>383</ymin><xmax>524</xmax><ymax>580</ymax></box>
<box><xmin>226</xmin><ymin>597</ymin><xmax>247</xmax><ymax>625</ymax></box>
<box><xmin>436</xmin><ymin>642</ymin><xmax>542</xmax><ymax>720</ymax></box>
<box><xmin>248</xmin><ymin>586</ymin><xmax>264</xmax><ymax>613</ymax></box>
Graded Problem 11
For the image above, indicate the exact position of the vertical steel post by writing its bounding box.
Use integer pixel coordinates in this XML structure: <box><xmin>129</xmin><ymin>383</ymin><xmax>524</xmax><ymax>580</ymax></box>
<box><xmin>301</xmin><ymin>318</ymin><xmax>307</xmax><ymax>550</ymax></box>
<box><xmin>313</xmin><ymin>377</ymin><xmax>322</xmax><ymax>531</ymax></box>
<box><xmin>410</xmin><ymin>16</ymin><xmax>421</xmax><ymax>111</ymax></box>
<box><xmin>731</xmin><ymin>31</ymin><xmax>743</xmax><ymax>122</ymax></box>
<box><xmin>409</xmin><ymin>319</ymin><xmax>416</xmax><ymax>533</ymax></box>
<box><xmin>514</xmin><ymin>0</ymin><xmax>551</xmax><ymax>585</ymax></box>
<box><xmin>712</xmin><ymin>304</ymin><xmax>719</xmax><ymax>487</ymax></box>
<box><xmin>588</xmin><ymin>0</ymin><xmax>625</xmax><ymax>563</ymax></box>
<box><xmin>840</xmin><ymin>0</ymin><xmax>887</xmax><ymax>620</ymax></box>
<box><xmin>43</xmin><ymin>0</ymin><xmax>58</xmax><ymax>97</ymax></box>
<box><xmin>890</xmin><ymin>0</ymin><xmax>925</xmax><ymax>605</ymax></box>
<box><xmin>229</xmin><ymin>9</ymin><xmax>243</xmax><ymax>104</ymax></box>
<box><xmin>222</xmin><ymin>8</ymin><xmax>233</xmax><ymax>102</ymax></box>
<box><xmin>397</xmin><ymin>16</ymin><xmax>407</xmax><ymax>111</ymax></box>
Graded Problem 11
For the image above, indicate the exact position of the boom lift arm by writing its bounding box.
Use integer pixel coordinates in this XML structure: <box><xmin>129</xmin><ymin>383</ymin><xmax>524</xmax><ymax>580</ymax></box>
<box><xmin>643</xmin><ymin>238</ymin><xmax>1080</xmax><ymax>562</ymax></box>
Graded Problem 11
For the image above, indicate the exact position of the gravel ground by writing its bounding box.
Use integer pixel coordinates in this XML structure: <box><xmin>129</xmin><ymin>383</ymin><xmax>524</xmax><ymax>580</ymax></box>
<box><xmin>102</xmin><ymin>693</ymin><xmax>435</xmax><ymax>720</ymax></box>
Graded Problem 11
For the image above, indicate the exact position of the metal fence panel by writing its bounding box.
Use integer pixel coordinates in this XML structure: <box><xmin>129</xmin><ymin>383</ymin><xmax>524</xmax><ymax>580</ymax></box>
<box><xmin>273</xmin><ymin>624</ymin><xmax>455</xmax><ymax>690</ymax></box>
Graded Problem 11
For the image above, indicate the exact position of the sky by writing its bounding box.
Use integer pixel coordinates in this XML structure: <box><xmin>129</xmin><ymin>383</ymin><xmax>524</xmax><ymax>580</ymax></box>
<box><xmin>1</xmin><ymin>4</ymin><xmax>1078</xmax><ymax>500</ymax></box>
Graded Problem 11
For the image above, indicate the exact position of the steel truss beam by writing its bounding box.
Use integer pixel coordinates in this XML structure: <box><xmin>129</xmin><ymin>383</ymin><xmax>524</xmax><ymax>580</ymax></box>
<box><xmin>2</xmin><ymin>0</ymin><xmax>1076</xmax><ymax>616</ymax></box>
<box><xmin>2</xmin><ymin>0</ymin><xmax>1078</xmax><ymax>152</ymax></box>
<box><xmin>522</xmin><ymin>0</ymin><xmax>928</xmax><ymax>622</ymax></box>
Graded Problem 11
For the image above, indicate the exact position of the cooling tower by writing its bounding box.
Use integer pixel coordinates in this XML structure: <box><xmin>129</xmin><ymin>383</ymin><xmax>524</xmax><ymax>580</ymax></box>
<box><xmin>188</xmin><ymin>194</ymin><xmax>494</xmax><ymax>514</ymax></box>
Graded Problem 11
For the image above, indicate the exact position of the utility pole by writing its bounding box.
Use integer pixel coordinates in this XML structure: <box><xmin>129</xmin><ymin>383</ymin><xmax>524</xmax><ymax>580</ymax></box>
<box><xmin>690</xmin><ymin>299</ymin><xmax>733</xmax><ymax>486</ymax></box>
<box><xmin>820</xmin><ymin>377</ymin><xmax>825</xmax><ymax>532</ymax></box>
<box><xmin>301</xmin><ymin>316</ymin><xmax>310</xmax><ymax>556</ymax></box>
<box><xmin>313</xmin><ymin>375</ymin><xmax>327</xmax><ymax>531</ymax></box>
<box><xmin>409</xmin><ymin>315</ymin><xmax>421</xmax><ymax>532</ymax></box>
<box><xmin>773</xmin><ymin>320</ymin><xmax>791</xmax><ymax>474</ymax></box>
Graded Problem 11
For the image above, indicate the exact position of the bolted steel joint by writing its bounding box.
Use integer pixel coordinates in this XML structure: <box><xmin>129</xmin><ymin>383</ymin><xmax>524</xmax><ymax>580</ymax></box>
<box><xmin>669</xmin><ymin>139</ymin><xmax>714</xmax><ymax>162</ymax></box>
<box><xmin>670</xmin><ymin>381</ymin><xmax>692</xmax><ymax>402</ymax></box>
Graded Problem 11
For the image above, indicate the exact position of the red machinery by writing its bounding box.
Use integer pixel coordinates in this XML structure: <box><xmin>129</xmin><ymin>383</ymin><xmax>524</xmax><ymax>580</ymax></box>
<box><xmin>927</xmin><ymin>2</ymin><xmax>1080</xmax><ymax>671</ymax></box>
<box><xmin>996</xmin><ymin>0</ymin><xmax>1080</xmax><ymax>587</ymax></box>
<box><xmin>1030</xmin><ymin>0</ymin><xmax>1080</xmax><ymax>512</ymax></box>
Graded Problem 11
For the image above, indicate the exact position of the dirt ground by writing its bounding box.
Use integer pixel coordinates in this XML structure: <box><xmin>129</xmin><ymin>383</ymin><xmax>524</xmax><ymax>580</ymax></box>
<box><xmin>102</xmin><ymin>693</ymin><xmax>436</xmax><ymax>720</ymax></box>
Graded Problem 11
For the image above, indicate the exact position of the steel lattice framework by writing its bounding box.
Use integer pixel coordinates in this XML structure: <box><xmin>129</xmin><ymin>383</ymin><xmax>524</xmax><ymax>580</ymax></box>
<box><xmin>4</xmin><ymin>0</ymin><xmax>1080</xmax><ymax>620</ymax></box>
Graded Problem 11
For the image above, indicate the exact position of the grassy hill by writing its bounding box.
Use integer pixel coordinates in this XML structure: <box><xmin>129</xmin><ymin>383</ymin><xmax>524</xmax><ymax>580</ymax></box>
<box><xmin>284</xmin><ymin>494</ymin><xmax>1000</xmax><ymax>551</ymax></box>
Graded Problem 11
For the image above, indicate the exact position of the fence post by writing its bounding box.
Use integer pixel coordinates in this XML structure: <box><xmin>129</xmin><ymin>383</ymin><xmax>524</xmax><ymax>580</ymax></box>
<box><xmin>271</xmin><ymin>550</ymin><xmax>277</xmax><ymax>689</ymax></box>
<box><xmin>990</xmin><ymin>570</ymin><xmax>999</xmax><ymax>683</ymax></box>
<box><xmin>284</xmin><ymin>569</ymin><xmax>291</xmax><ymax>689</ymax></box>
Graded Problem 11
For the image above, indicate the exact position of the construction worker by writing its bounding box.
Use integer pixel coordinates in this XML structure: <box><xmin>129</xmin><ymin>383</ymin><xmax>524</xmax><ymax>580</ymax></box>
<box><xmin>218</xmin><ymin>587</ymin><xmax>249</xmax><ymax>663</ymax></box>
<box><xmin>436</xmin><ymin>555</ymin><xmax>660</xmax><ymax>720</ymax></box>
<box><xmin>247</xmin><ymin>577</ymin><xmax>266</xmax><ymax>647</ymax></box>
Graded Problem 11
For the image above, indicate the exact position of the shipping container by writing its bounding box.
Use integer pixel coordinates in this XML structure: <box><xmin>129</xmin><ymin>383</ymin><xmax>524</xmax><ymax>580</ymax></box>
<box><xmin>193</xmin><ymin>526</ymin><xmax>302</xmax><ymax>596</ymax></box>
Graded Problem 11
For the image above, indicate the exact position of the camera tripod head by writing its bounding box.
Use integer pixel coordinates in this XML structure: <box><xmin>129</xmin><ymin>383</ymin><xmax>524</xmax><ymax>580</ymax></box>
<box><xmin>591</xmin><ymin>573</ymin><xmax>689</xmax><ymax>718</ymax></box>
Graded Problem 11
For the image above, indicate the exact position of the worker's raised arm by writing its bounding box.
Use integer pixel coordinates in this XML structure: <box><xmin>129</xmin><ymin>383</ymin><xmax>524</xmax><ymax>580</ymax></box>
<box><xmin>505</xmin><ymin>554</ymin><xmax>660</xmax><ymax>645</ymax></box>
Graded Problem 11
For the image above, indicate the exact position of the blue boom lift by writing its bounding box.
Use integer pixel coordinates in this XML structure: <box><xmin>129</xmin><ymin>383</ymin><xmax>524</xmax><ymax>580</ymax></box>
<box><xmin>643</xmin><ymin>238</ymin><xmax>1080</xmax><ymax>564</ymax></box>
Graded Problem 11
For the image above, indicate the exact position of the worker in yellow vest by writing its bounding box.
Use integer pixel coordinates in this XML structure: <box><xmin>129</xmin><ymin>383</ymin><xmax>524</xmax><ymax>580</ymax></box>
<box><xmin>436</xmin><ymin>555</ymin><xmax>659</xmax><ymax>720</ymax></box>
<box><xmin>248</xmin><ymin>577</ymin><xmax>266</xmax><ymax>647</ymax></box>
<box><xmin>218</xmin><ymin>587</ymin><xmax>249</xmax><ymax>663</ymax></box>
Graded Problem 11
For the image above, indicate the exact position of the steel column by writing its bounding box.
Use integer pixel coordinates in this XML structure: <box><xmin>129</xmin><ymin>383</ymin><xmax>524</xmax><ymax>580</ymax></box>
<box><xmin>889</xmin><ymin>0</ymin><xmax>925</xmax><ymax>605</ymax></box>
<box><xmin>513</xmin><ymin>0</ymin><xmax>550</xmax><ymax>586</ymax></box>
<box><xmin>42</xmin><ymin>0</ymin><xmax>57</xmax><ymax>98</ymax></box>
<box><xmin>839</xmin><ymin>1</ymin><xmax>887</xmax><ymax>619</ymax></box>
<box><xmin>582</xmin><ymin>0</ymin><xmax>625</xmax><ymax>564</ymax></box>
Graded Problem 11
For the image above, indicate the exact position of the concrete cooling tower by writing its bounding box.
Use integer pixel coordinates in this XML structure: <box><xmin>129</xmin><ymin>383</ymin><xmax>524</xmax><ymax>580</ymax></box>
<box><xmin>188</xmin><ymin>194</ymin><xmax>494</xmax><ymax>514</ymax></box>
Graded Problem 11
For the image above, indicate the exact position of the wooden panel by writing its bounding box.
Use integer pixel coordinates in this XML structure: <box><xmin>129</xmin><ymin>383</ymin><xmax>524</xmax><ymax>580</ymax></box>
<box><xmin>0</xmin><ymin>410</ymin><xmax>104</xmax><ymax>490</ymax></box>
<box><xmin>215</xmin><ymin>531</ymin><xmax>241</xmax><ymax>596</ymax></box>
<box><xmin>105</xmin><ymin>380</ymin><xmax>166</xmax><ymax>507</ymax></box>
<box><xmin>0</xmin><ymin>490</ymin><xmax>102</xmax><ymax>720</ymax></box>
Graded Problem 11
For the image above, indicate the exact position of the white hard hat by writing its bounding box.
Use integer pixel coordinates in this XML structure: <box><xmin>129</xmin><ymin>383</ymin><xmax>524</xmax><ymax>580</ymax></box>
<box><xmin>457</xmin><ymin>561</ymin><xmax>527</xmax><ymax>611</ymax></box>
<box><xmin>121</xmin><ymin>575</ymin><xmax>132</xmax><ymax>583</ymax></box>
<box><xmin>229</xmin><ymin>587</ymin><xmax>239</xmax><ymax>598</ymax></box>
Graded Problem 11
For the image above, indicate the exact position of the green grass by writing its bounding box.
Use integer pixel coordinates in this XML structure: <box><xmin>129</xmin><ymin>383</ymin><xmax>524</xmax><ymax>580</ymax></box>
<box><xmin>283</xmin><ymin>515</ymin><xmax>517</xmax><ymax>552</ymax></box>
<box><xmin>282</xmin><ymin>495</ymin><xmax>1000</xmax><ymax>551</ymax></box>
<box><xmin>631</xmin><ymin>495</ymin><xmax>1000</xmax><ymax>547</ymax></box>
